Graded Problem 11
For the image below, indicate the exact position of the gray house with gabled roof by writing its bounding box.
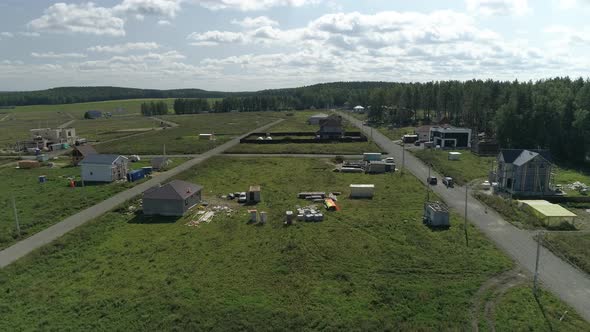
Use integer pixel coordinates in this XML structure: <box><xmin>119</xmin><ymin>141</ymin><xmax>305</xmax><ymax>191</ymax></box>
<box><xmin>494</xmin><ymin>149</ymin><xmax>553</xmax><ymax>196</ymax></box>
<box><xmin>143</xmin><ymin>180</ymin><xmax>203</xmax><ymax>216</ymax></box>
<box><xmin>80</xmin><ymin>154</ymin><xmax>128</xmax><ymax>182</ymax></box>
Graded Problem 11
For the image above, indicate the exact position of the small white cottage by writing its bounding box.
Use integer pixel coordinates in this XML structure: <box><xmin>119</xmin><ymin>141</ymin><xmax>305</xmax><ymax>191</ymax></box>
<box><xmin>80</xmin><ymin>154</ymin><xmax>129</xmax><ymax>182</ymax></box>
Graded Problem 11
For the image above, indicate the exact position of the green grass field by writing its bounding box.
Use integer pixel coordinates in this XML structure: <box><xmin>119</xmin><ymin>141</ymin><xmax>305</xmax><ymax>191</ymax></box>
<box><xmin>74</xmin><ymin>116</ymin><xmax>163</xmax><ymax>142</ymax></box>
<box><xmin>95</xmin><ymin>112</ymin><xmax>280</xmax><ymax>155</ymax></box>
<box><xmin>413</xmin><ymin>149</ymin><xmax>494</xmax><ymax>186</ymax></box>
<box><xmin>543</xmin><ymin>232</ymin><xmax>590</xmax><ymax>275</ymax></box>
<box><xmin>0</xmin><ymin>157</ymin><xmax>182</xmax><ymax>249</ymax></box>
<box><xmin>554</xmin><ymin>166</ymin><xmax>590</xmax><ymax>197</ymax></box>
<box><xmin>493</xmin><ymin>285</ymin><xmax>588</xmax><ymax>331</ymax></box>
<box><xmin>0</xmin><ymin>157</ymin><xmax>587</xmax><ymax>330</ymax></box>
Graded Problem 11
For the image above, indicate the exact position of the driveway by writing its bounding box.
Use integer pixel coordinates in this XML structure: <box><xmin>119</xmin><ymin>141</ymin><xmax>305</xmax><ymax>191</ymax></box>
<box><xmin>339</xmin><ymin>112</ymin><xmax>590</xmax><ymax>322</ymax></box>
<box><xmin>0</xmin><ymin>119</ymin><xmax>283</xmax><ymax>268</ymax></box>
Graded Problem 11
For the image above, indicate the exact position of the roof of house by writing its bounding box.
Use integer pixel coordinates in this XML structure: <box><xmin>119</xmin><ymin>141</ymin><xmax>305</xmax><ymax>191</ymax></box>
<box><xmin>500</xmin><ymin>149</ymin><xmax>552</xmax><ymax>164</ymax></box>
<box><xmin>353</xmin><ymin>105</ymin><xmax>364</xmax><ymax>109</ymax></box>
<box><xmin>74</xmin><ymin>145</ymin><xmax>98</xmax><ymax>157</ymax></box>
<box><xmin>310</xmin><ymin>113</ymin><xmax>329</xmax><ymax>118</ymax></box>
<box><xmin>319</xmin><ymin>114</ymin><xmax>343</xmax><ymax>127</ymax></box>
<box><xmin>144</xmin><ymin>180</ymin><xmax>203</xmax><ymax>200</ymax></box>
<box><xmin>249</xmin><ymin>185</ymin><xmax>261</xmax><ymax>192</ymax></box>
<box><xmin>79</xmin><ymin>154</ymin><xmax>127</xmax><ymax>165</ymax></box>
<box><xmin>519</xmin><ymin>200</ymin><xmax>577</xmax><ymax>218</ymax></box>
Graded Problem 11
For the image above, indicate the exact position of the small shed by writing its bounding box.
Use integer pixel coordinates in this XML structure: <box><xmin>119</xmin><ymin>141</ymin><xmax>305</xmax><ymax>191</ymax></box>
<box><xmin>151</xmin><ymin>157</ymin><xmax>171</xmax><ymax>171</ymax></box>
<box><xmin>366</xmin><ymin>161</ymin><xmax>391</xmax><ymax>174</ymax></box>
<box><xmin>350</xmin><ymin>184</ymin><xmax>375</xmax><ymax>198</ymax></box>
<box><xmin>248</xmin><ymin>185</ymin><xmax>261</xmax><ymax>203</ymax></box>
<box><xmin>84</xmin><ymin>110</ymin><xmax>103</xmax><ymax>119</ymax></box>
<box><xmin>518</xmin><ymin>200</ymin><xmax>577</xmax><ymax>226</ymax></box>
<box><xmin>448</xmin><ymin>152</ymin><xmax>462</xmax><ymax>161</ymax></box>
<box><xmin>18</xmin><ymin>160</ymin><xmax>40</xmax><ymax>169</ymax></box>
<box><xmin>199</xmin><ymin>133</ymin><xmax>215</xmax><ymax>140</ymax></box>
<box><xmin>143</xmin><ymin>180</ymin><xmax>203</xmax><ymax>216</ymax></box>
<box><xmin>363</xmin><ymin>153</ymin><xmax>382</xmax><ymax>161</ymax></box>
<box><xmin>423</xmin><ymin>202</ymin><xmax>450</xmax><ymax>227</ymax></box>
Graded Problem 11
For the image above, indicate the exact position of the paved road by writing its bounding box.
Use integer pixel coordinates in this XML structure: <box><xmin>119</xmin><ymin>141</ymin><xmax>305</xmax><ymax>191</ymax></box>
<box><xmin>0</xmin><ymin>119</ymin><xmax>283</xmax><ymax>268</ymax></box>
<box><xmin>138</xmin><ymin>153</ymin><xmax>368</xmax><ymax>159</ymax></box>
<box><xmin>339</xmin><ymin>112</ymin><xmax>590</xmax><ymax>322</ymax></box>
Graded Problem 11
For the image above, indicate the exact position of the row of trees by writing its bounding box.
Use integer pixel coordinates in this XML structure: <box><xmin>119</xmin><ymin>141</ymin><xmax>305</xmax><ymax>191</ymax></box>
<box><xmin>140</xmin><ymin>101</ymin><xmax>168</xmax><ymax>116</ymax></box>
<box><xmin>173</xmin><ymin>98</ymin><xmax>211</xmax><ymax>114</ymax></box>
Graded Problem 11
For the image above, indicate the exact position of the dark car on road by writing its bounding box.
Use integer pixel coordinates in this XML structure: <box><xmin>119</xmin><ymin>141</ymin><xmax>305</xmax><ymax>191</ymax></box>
<box><xmin>427</xmin><ymin>176</ymin><xmax>437</xmax><ymax>185</ymax></box>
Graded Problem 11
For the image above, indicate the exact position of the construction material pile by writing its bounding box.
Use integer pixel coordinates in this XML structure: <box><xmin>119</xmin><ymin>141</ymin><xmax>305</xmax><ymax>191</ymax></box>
<box><xmin>187</xmin><ymin>205</ymin><xmax>234</xmax><ymax>227</ymax></box>
<box><xmin>566</xmin><ymin>181</ymin><xmax>589</xmax><ymax>194</ymax></box>
<box><xmin>296</xmin><ymin>205</ymin><xmax>324</xmax><ymax>222</ymax></box>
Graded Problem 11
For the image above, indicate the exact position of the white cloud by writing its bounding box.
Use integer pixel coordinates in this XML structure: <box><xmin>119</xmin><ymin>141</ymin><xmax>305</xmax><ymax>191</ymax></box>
<box><xmin>1</xmin><ymin>32</ymin><xmax>14</xmax><ymax>38</ymax></box>
<box><xmin>465</xmin><ymin>0</ymin><xmax>530</xmax><ymax>16</ymax></box>
<box><xmin>231</xmin><ymin>16</ymin><xmax>279</xmax><ymax>28</ymax></box>
<box><xmin>31</xmin><ymin>52</ymin><xmax>88</xmax><ymax>59</ymax></box>
<box><xmin>88</xmin><ymin>42</ymin><xmax>161</xmax><ymax>53</ymax></box>
<box><xmin>157</xmin><ymin>19</ymin><xmax>172</xmax><ymax>25</ymax></box>
<box><xmin>28</xmin><ymin>3</ymin><xmax>125</xmax><ymax>36</ymax></box>
<box><xmin>113</xmin><ymin>0</ymin><xmax>183</xmax><ymax>18</ymax></box>
<box><xmin>197</xmin><ymin>0</ymin><xmax>320</xmax><ymax>11</ymax></box>
<box><xmin>187</xmin><ymin>30</ymin><xmax>246</xmax><ymax>45</ymax></box>
<box><xmin>19</xmin><ymin>32</ymin><xmax>41</xmax><ymax>37</ymax></box>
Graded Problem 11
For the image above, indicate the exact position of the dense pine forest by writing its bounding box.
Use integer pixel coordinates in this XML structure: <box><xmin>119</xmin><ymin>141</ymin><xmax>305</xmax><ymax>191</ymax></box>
<box><xmin>2</xmin><ymin>79</ymin><xmax>590</xmax><ymax>163</ymax></box>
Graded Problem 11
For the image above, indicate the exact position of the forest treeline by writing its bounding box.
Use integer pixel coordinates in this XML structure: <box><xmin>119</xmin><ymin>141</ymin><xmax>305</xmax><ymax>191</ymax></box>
<box><xmin>3</xmin><ymin>79</ymin><xmax>590</xmax><ymax>162</ymax></box>
<box><xmin>140</xmin><ymin>101</ymin><xmax>168</xmax><ymax>116</ymax></box>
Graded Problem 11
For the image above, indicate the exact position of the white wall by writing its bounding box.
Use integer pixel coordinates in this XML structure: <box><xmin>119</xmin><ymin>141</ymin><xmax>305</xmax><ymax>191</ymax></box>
<box><xmin>81</xmin><ymin>164</ymin><xmax>114</xmax><ymax>182</ymax></box>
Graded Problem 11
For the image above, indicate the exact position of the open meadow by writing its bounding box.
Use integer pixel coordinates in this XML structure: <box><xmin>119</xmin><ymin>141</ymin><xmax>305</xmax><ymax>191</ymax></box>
<box><xmin>0</xmin><ymin>157</ymin><xmax>587</xmax><ymax>330</ymax></box>
<box><xmin>543</xmin><ymin>232</ymin><xmax>590</xmax><ymax>275</ymax></box>
<box><xmin>0</xmin><ymin>157</ymin><xmax>183</xmax><ymax>250</ymax></box>
<box><xmin>96</xmin><ymin>112</ymin><xmax>280</xmax><ymax>155</ymax></box>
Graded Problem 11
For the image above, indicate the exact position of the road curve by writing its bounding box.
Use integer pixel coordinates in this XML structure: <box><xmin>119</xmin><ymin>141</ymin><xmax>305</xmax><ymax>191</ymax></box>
<box><xmin>0</xmin><ymin>119</ymin><xmax>283</xmax><ymax>268</ymax></box>
<box><xmin>338</xmin><ymin>111</ymin><xmax>590</xmax><ymax>322</ymax></box>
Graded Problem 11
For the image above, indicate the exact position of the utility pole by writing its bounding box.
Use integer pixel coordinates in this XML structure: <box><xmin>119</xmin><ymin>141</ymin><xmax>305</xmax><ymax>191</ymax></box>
<box><xmin>533</xmin><ymin>231</ymin><xmax>543</xmax><ymax>297</ymax></box>
<box><xmin>464</xmin><ymin>185</ymin><xmax>469</xmax><ymax>247</ymax></box>
<box><xmin>402</xmin><ymin>142</ymin><xmax>406</xmax><ymax>173</ymax></box>
<box><xmin>427</xmin><ymin>164</ymin><xmax>431</xmax><ymax>202</ymax></box>
<box><xmin>163</xmin><ymin>144</ymin><xmax>166</xmax><ymax>157</ymax></box>
<box><xmin>11</xmin><ymin>196</ymin><xmax>21</xmax><ymax>237</ymax></box>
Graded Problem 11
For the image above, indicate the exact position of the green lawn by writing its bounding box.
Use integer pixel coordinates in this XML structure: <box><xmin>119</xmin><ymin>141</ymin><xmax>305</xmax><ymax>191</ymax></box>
<box><xmin>74</xmin><ymin>116</ymin><xmax>163</xmax><ymax>142</ymax></box>
<box><xmin>95</xmin><ymin>112</ymin><xmax>280</xmax><ymax>155</ymax></box>
<box><xmin>413</xmin><ymin>149</ymin><xmax>494</xmax><ymax>186</ymax></box>
<box><xmin>543</xmin><ymin>232</ymin><xmax>590</xmax><ymax>275</ymax></box>
<box><xmin>0</xmin><ymin>157</ymin><xmax>182</xmax><ymax>249</ymax></box>
<box><xmin>493</xmin><ymin>285</ymin><xmax>589</xmax><ymax>331</ymax></box>
<box><xmin>1</xmin><ymin>156</ymin><xmax>586</xmax><ymax>330</ymax></box>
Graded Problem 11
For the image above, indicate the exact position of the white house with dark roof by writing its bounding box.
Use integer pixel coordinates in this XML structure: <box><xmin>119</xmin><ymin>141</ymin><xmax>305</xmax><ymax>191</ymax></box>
<box><xmin>80</xmin><ymin>154</ymin><xmax>129</xmax><ymax>182</ymax></box>
<box><xmin>494</xmin><ymin>149</ymin><xmax>553</xmax><ymax>196</ymax></box>
<box><xmin>143</xmin><ymin>180</ymin><xmax>203</xmax><ymax>216</ymax></box>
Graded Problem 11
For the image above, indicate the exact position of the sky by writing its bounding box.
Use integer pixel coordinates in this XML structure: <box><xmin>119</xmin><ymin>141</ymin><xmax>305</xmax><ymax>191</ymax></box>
<box><xmin>0</xmin><ymin>0</ymin><xmax>589</xmax><ymax>91</ymax></box>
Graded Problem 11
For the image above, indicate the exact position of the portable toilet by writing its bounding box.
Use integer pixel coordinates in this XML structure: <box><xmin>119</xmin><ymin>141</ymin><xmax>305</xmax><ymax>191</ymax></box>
<box><xmin>38</xmin><ymin>175</ymin><xmax>47</xmax><ymax>183</ymax></box>
<box><xmin>260</xmin><ymin>211</ymin><xmax>267</xmax><ymax>224</ymax></box>
<box><xmin>248</xmin><ymin>185</ymin><xmax>261</xmax><ymax>203</ymax></box>
<box><xmin>248</xmin><ymin>209</ymin><xmax>258</xmax><ymax>222</ymax></box>
<box><xmin>141</xmin><ymin>166</ymin><xmax>153</xmax><ymax>175</ymax></box>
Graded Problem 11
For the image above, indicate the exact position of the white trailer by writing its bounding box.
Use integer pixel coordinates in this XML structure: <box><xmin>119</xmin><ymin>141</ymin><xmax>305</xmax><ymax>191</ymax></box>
<box><xmin>350</xmin><ymin>184</ymin><xmax>375</xmax><ymax>198</ymax></box>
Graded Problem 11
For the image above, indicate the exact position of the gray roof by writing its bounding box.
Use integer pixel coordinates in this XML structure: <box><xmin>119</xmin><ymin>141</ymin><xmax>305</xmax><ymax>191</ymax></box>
<box><xmin>79</xmin><ymin>154</ymin><xmax>126</xmax><ymax>165</ymax></box>
<box><xmin>144</xmin><ymin>180</ymin><xmax>202</xmax><ymax>200</ymax></box>
<box><xmin>310</xmin><ymin>113</ymin><xmax>329</xmax><ymax>118</ymax></box>
<box><xmin>500</xmin><ymin>149</ymin><xmax>552</xmax><ymax>164</ymax></box>
<box><xmin>74</xmin><ymin>145</ymin><xmax>98</xmax><ymax>157</ymax></box>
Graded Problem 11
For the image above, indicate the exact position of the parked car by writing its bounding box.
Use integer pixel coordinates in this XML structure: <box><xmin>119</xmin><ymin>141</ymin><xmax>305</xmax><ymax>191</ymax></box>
<box><xmin>414</xmin><ymin>140</ymin><xmax>421</xmax><ymax>146</ymax></box>
<box><xmin>443</xmin><ymin>177</ymin><xmax>454</xmax><ymax>188</ymax></box>
<box><xmin>427</xmin><ymin>176</ymin><xmax>438</xmax><ymax>185</ymax></box>
<box><xmin>384</xmin><ymin>157</ymin><xmax>395</xmax><ymax>164</ymax></box>
<box><xmin>238</xmin><ymin>192</ymin><xmax>247</xmax><ymax>203</ymax></box>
